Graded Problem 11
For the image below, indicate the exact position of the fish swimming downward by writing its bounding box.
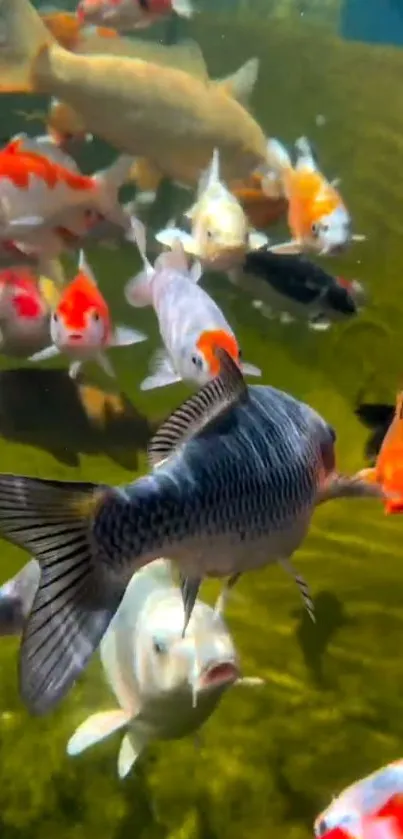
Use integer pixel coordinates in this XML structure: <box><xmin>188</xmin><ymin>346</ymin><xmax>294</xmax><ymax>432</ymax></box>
<box><xmin>266</xmin><ymin>136</ymin><xmax>364</xmax><ymax>256</ymax></box>
<box><xmin>126</xmin><ymin>219</ymin><xmax>261</xmax><ymax>389</ymax></box>
<box><xmin>29</xmin><ymin>250</ymin><xmax>146</xmax><ymax>378</ymax></box>
<box><xmin>0</xmin><ymin>0</ymin><xmax>285</xmax><ymax>190</ymax></box>
<box><xmin>67</xmin><ymin>558</ymin><xmax>261</xmax><ymax>777</ymax></box>
<box><xmin>155</xmin><ymin>149</ymin><xmax>268</xmax><ymax>272</ymax></box>
<box><xmin>0</xmin><ymin>348</ymin><xmax>387</xmax><ymax>715</ymax></box>
<box><xmin>0</xmin><ymin>556</ymin><xmax>261</xmax><ymax>773</ymax></box>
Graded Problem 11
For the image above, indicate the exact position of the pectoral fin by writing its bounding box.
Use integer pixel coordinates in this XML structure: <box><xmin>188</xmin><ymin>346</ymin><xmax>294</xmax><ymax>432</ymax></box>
<box><xmin>248</xmin><ymin>231</ymin><xmax>269</xmax><ymax>250</ymax></box>
<box><xmin>155</xmin><ymin>227</ymin><xmax>199</xmax><ymax>255</ymax></box>
<box><xmin>316</xmin><ymin>472</ymin><xmax>386</xmax><ymax>505</ymax></box>
<box><xmin>241</xmin><ymin>361</ymin><xmax>261</xmax><ymax>377</ymax></box>
<box><xmin>118</xmin><ymin>730</ymin><xmax>147</xmax><ymax>779</ymax></box>
<box><xmin>111</xmin><ymin>325</ymin><xmax>147</xmax><ymax>347</ymax></box>
<box><xmin>97</xmin><ymin>352</ymin><xmax>116</xmax><ymax>378</ymax></box>
<box><xmin>67</xmin><ymin>708</ymin><xmax>131</xmax><ymax>756</ymax></box>
<box><xmin>270</xmin><ymin>240</ymin><xmax>304</xmax><ymax>255</ymax></box>
<box><xmin>29</xmin><ymin>345</ymin><xmax>60</xmax><ymax>363</ymax></box>
<box><xmin>235</xmin><ymin>676</ymin><xmax>265</xmax><ymax>687</ymax></box>
<box><xmin>140</xmin><ymin>350</ymin><xmax>181</xmax><ymax>391</ymax></box>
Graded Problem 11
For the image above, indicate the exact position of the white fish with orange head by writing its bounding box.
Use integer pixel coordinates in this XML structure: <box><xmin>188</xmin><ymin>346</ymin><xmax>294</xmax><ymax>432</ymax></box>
<box><xmin>125</xmin><ymin>218</ymin><xmax>261</xmax><ymax>390</ymax></box>
<box><xmin>156</xmin><ymin>149</ymin><xmax>268</xmax><ymax>272</ymax></box>
<box><xmin>66</xmin><ymin>557</ymin><xmax>261</xmax><ymax>778</ymax></box>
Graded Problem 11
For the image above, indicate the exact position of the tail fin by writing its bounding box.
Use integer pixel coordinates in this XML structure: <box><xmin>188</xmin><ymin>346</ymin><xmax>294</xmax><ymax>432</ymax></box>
<box><xmin>94</xmin><ymin>154</ymin><xmax>135</xmax><ymax>226</ymax></box>
<box><xmin>124</xmin><ymin>217</ymin><xmax>155</xmax><ymax>308</ymax></box>
<box><xmin>0</xmin><ymin>474</ymin><xmax>124</xmax><ymax>715</ymax></box>
<box><xmin>0</xmin><ymin>0</ymin><xmax>55</xmax><ymax>92</ymax></box>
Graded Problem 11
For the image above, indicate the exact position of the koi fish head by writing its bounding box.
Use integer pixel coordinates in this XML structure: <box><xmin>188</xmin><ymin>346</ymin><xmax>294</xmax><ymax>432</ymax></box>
<box><xmin>197</xmin><ymin>198</ymin><xmax>249</xmax><ymax>269</ymax></box>
<box><xmin>47</xmin><ymin>99</ymin><xmax>90</xmax><ymax>147</ymax></box>
<box><xmin>50</xmin><ymin>275</ymin><xmax>109</xmax><ymax>353</ymax></box>
<box><xmin>185</xmin><ymin>329</ymin><xmax>240</xmax><ymax>384</ymax></box>
<box><xmin>311</xmin><ymin>206</ymin><xmax>352</xmax><ymax>255</ymax></box>
<box><xmin>76</xmin><ymin>0</ymin><xmax>109</xmax><ymax>25</ymax></box>
<box><xmin>314</xmin><ymin>807</ymin><xmax>362</xmax><ymax>838</ymax></box>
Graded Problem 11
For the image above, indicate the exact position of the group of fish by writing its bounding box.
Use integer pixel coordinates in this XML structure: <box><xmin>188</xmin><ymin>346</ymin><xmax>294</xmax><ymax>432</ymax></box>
<box><xmin>0</xmin><ymin>0</ymin><xmax>399</xmax><ymax>834</ymax></box>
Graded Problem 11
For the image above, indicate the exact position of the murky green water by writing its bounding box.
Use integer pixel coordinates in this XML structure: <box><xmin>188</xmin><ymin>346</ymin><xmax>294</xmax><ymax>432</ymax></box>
<box><xmin>1</xmin><ymin>3</ymin><xmax>403</xmax><ymax>837</ymax></box>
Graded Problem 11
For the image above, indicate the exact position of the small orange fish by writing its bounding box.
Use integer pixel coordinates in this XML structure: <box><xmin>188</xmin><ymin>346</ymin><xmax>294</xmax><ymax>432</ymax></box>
<box><xmin>265</xmin><ymin>136</ymin><xmax>364</xmax><ymax>256</ymax></box>
<box><xmin>358</xmin><ymin>392</ymin><xmax>403</xmax><ymax>514</ymax></box>
<box><xmin>29</xmin><ymin>251</ymin><xmax>147</xmax><ymax>378</ymax></box>
<box><xmin>230</xmin><ymin>171</ymin><xmax>288</xmax><ymax>231</ymax></box>
<box><xmin>41</xmin><ymin>11</ymin><xmax>119</xmax><ymax>50</ymax></box>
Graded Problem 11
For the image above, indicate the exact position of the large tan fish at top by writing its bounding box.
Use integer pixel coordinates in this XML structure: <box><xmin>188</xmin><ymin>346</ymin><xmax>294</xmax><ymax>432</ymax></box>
<box><xmin>0</xmin><ymin>0</ymin><xmax>283</xmax><ymax>189</ymax></box>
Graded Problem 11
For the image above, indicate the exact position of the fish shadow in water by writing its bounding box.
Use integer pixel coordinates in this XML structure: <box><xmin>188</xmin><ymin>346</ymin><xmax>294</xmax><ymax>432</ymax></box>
<box><xmin>355</xmin><ymin>401</ymin><xmax>394</xmax><ymax>464</ymax></box>
<box><xmin>0</xmin><ymin>368</ymin><xmax>156</xmax><ymax>470</ymax></box>
<box><xmin>292</xmin><ymin>591</ymin><xmax>354</xmax><ymax>689</ymax></box>
<box><xmin>271</xmin><ymin>752</ymin><xmax>319</xmax><ymax>830</ymax></box>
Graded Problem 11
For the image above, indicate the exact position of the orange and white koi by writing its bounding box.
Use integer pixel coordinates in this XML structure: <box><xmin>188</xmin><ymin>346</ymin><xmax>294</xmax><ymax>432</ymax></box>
<box><xmin>125</xmin><ymin>219</ymin><xmax>261</xmax><ymax>390</ymax></box>
<box><xmin>30</xmin><ymin>251</ymin><xmax>147</xmax><ymax>378</ymax></box>
<box><xmin>357</xmin><ymin>392</ymin><xmax>403</xmax><ymax>514</ymax></box>
<box><xmin>155</xmin><ymin>149</ymin><xmax>269</xmax><ymax>272</ymax></box>
<box><xmin>76</xmin><ymin>0</ymin><xmax>193</xmax><ymax>32</ymax></box>
<box><xmin>265</xmin><ymin>136</ymin><xmax>364</xmax><ymax>256</ymax></box>
<box><xmin>315</xmin><ymin>760</ymin><xmax>403</xmax><ymax>839</ymax></box>
<box><xmin>0</xmin><ymin>138</ymin><xmax>133</xmax><ymax>247</ymax></box>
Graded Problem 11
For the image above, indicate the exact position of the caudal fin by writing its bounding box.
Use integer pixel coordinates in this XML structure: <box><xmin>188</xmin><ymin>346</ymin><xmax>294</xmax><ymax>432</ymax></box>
<box><xmin>0</xmin><ymin>474</ymin><xmax>124</xmax><ymax>715</ymax></box>
<box><xmin>94</xmin><ymin>154</ymin><xmax>135</xmax><ymax>226</ymax></box>
<box><xmin>0</xmin><ymin>0</ymin><xmax>55</xmax><ymax>92</ymax></box>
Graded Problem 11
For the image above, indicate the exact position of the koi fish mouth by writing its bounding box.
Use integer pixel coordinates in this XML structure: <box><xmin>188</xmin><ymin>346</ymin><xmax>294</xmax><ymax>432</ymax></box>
<box><xmin>199</xmin><ymin>660</ymin><xmax>240</xmax><ymax>690</ymax></box>
<box><xmin>67</xmin><ymin>333</ymin><xmax>84</xmax><ymax>342</ymax></box>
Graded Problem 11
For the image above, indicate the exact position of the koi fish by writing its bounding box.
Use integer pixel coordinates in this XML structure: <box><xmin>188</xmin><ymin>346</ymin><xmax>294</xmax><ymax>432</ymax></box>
<box><xmin>76</xmin><ymin>0</ymin><xmax>194</xmax><ymax>32</ymax></box>
<box><xmin>155</xmin><ymin>149</ymin><xmax>268</xmax><ymax>271</ymax></box>
<box><xmin>126</xmin><ymin>219</ymin><xmax>261</xmax><ymax>390</ymax></box>
<box><xmin>356</xmin><ymin>392</ymin><xmax>403</xmax><ymax>514</ymax></box>
<box><xmin>315</xmin><ymin>759</ymin><xmax>403</xmax><ymax>839</ymax></box>
<box><xmin>0</xmin><ymin>265</ymin><xmax>56</xmax><ymax>357</ymax></box>
<box><xmin>41</xmin><ymin>9</ymin><xmax>118</xmax><ymax>50</ymax></box>
<box><xmin>265</xmin><ymin>136</ymin><xmax>364</xmax><ymax>256</ymax></box>
<box><xmin>0</xmin><ymin>137</ymin><xmax>133</xmax><ymax>245</ymax></box>
<box><xmin>230</xmin><ymin>170</ymin><xmax>288</xmax><ymax>231</ymax></box>
<box><xmin>239</xmin><ymin>249</ymin><xmax>365</xmax><ymax>330</ymax></box>
<box><xmin>30</xmin><ymin>250</ymin><xmax>147</xmax><ymax>378</ymax></box>
<box><xmin>0</xmin><ymin>0</ymin><xmax>285</xmax><ymax>191</ymax></box>
<box><xmin>0</xmin><ymin>349</ymin><xmax>385</xmax><ymax>714</ymax></box>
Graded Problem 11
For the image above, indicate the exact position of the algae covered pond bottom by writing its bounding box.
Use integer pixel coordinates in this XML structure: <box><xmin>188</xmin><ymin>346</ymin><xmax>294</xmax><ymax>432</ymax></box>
<box><xmin>0</xmin><ymin>11</ymin><xmax>403</xmax><ymax>839</ymax></box>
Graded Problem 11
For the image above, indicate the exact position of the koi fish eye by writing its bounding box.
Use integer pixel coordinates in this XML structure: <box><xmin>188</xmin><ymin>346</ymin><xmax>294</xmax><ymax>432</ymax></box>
<box><xmin>52</xmin><ymin>311</ymin><xmax>59</xmax><ymax>323</ymax></box>
<box><xmin>153</xmin><ymin>639</ymin><xmax>167</xmax><ymax>654</ymax></box>
<box><xmin>206</xmin><ymin>229</ymin><xmax>214</xmax><ymax>240</ymax></box>
<box><xmin>315</xmin><ymin>819</ymin><xmax>328</xmax><ymax>837</ymax></box>
<box><xmin>91</xmin><ymin>311</ymin><xmax>100</xmax><ymax>323</ymax></box>
<box><xmin>191</xmin><ymin>353</ymin><xmax>204</xmax><ymax>369</ymax></box>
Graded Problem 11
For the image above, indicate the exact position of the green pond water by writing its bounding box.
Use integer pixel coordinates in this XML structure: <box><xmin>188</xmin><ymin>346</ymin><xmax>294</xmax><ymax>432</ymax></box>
<box><xmin>0</xmin><ymin>5</ymin><xmax>403</xmax><ymax>838</ymax></box>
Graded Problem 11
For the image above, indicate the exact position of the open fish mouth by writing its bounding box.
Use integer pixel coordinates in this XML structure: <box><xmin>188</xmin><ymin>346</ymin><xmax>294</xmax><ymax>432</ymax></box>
<box><xmin>199</xmin><ymin>660</ymin><xmax>240</xmax><ymax>690</ymax></box>
<box><xmin>67</xmin><ymin>333</ymin><xmax>84</xmax><ymax>342</ymax></box>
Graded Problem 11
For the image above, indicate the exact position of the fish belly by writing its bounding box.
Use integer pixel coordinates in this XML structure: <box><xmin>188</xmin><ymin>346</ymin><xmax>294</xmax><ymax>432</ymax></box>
<box><xmin>35</xmin><ymin>48</ymin><xmax>267</xmax><ymax>186</ymax></box>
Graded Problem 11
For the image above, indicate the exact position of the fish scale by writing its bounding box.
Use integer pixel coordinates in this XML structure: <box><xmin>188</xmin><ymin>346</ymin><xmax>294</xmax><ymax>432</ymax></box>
<box><xmin>93</xmin><ymin>386</ymin><xmax>325</xmax><ymax>578</ymax></box>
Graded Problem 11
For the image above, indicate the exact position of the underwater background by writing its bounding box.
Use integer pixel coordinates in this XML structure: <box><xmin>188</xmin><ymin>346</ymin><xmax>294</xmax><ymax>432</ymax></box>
<box><xmin>1</xmin><ymin>0</ymin><xmax>403</xmax><ymax>836</ymax></box>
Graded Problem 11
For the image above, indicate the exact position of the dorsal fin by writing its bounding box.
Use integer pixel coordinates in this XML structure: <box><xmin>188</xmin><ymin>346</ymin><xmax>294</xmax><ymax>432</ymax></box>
<box><xmin>148</xmin><ymin>348</ymin><xmax>248</xmax><ymax>469</ymax></box>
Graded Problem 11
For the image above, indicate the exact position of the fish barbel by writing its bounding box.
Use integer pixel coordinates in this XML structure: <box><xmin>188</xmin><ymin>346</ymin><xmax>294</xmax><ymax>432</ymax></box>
<box><xmin>0</xmin><ymin>0</ymin><xmax>281</xmax><ymax>188</ymax></box>
<box><xmin>0</xmin><ymin>349</ymin><xmax>385</xmax><ymax>716</ymax></box>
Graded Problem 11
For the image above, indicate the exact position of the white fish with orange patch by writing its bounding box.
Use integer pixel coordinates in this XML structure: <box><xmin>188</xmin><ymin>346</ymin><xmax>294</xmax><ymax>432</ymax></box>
<box><xmin>0</xmin><ymin>137</ymin><xmax>134</xmax><ymax>251</ymax></box>
<box><xmin>265</xmin><ymin>136</ymin><xmax>365</xmax><ymax>256</ymax></box>
<box><xmin>125</xmin><ymin>219</ymin><xmax>261</xmax><ymax>390</ymax></box>
<box><xmin>156</xmin><ymin>149</ymin><xmax>268</xmax><ymax>272</ymax></box>
<box><xmin>76</xmin><ymin>0</ymin><xmax>193</xmax><ymax>32</ymax></box>
<box><xmin>30</xmin><ymin>250</ymin><xmax>147</xmax><ymax>378</ymax></box>
<box><xmin>66</xmin><ymin>557</ymin><xmax>262</xmax><ymax>778</ymax></box>
<box><xmin>0</xmin><ymin>265</ymin><xmax>54</xmax><ymax>356</ymax></box>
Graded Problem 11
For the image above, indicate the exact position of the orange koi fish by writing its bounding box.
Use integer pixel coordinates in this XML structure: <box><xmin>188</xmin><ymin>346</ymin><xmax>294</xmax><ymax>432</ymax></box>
<box><xmin>41</xmin><ymin>10</ymin><xmax>119</xmax><ymax>50</ymax></box>
<box><xmin>265</xmin><ymin>136</ymin><xmax>364</xmax><ymax>256</ymax></box>
<box><xmin>29</xmin><ymin>251</ymin><xmax>147</xmax><ymax>378</ymax></box>
<box><xmin>230</xmin><ymin>171</ymin><xmax>288</xmax><ymax>231</ymax></box>
<box><xmin>357</xmin><ymin>392</ymin><xmax>403</xmax><ymax>514</ymax></box>
<box><xmin>0</xmin><ymin>138</ymin><xmax>133</xmax><ymax>249</ymax></box>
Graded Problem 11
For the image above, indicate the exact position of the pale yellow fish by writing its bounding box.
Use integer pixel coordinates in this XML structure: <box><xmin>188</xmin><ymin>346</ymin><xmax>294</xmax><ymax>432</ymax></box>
<box><xmin>156</xmin><ymin>148</ymin><xmax>269</xmax><ymax>271</ymax></box>
<box><xmin>0</xmin><ymin>0</ymin><xmax>284</xmax><ymax>190</ymax></box>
